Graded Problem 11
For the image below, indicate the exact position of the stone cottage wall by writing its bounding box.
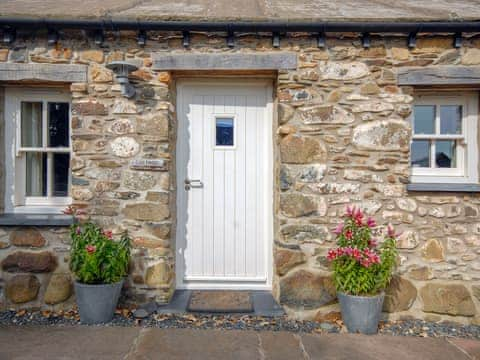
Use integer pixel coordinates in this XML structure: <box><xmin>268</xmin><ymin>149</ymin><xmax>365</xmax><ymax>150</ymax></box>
<box><xmin>0</xmin><ymin>31</ymin><xmax>480</xmax><ymax>324</ymax></box>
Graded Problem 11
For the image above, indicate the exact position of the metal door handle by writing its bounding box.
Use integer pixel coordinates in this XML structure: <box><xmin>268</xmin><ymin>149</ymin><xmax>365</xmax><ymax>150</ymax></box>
<box><xmin>184</xmin><ymin>178</ymin><xmax>202</xmax><ymax>190</ymax></box>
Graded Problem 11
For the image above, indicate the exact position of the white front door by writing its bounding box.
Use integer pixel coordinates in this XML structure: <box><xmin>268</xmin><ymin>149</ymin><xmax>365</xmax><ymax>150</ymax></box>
<box><xmin>176</xmin><ymin>80</ymin><xmax>273</xmax><ymax>289</ymax></box>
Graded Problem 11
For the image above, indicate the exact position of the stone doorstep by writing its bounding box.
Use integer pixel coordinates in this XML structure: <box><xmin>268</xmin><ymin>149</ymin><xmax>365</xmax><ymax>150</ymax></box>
<box><xmin>187</xmin><ymin>290</ymin><xmax>254</xmax><ymax>313</ymax></box>
<box><xmin>156</xmin><ymin>290</ymin><xmax>285</xmax><ymax>317</ymax></box>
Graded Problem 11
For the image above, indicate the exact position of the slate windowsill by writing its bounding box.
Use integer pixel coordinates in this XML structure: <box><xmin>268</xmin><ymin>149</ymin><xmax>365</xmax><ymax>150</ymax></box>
<box><xmin>0</xmin><ymin>214</ymin><xmax>75</xmax><ymax>226</ymax></box>
<box><xmin>407</xmin><ymin>183</ymin><xmax>480</xmax><ymax>192</ymax></box>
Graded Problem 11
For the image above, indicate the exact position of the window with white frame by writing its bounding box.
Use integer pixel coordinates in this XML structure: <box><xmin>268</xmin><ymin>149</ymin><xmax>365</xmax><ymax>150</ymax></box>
<box><xmin>4</xmin><ymin>89</ymin><xmax>72</xmax><ymax>213</ymax></box>
<box><xmin>410</xmin><ymin>92</ymin><xmax>478</xmax><ymax>184</ymax></box>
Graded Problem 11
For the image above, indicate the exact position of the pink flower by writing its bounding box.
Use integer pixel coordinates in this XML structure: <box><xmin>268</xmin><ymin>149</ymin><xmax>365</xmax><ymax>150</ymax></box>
<box><xmin>346</xmin><ymin>205</ymin><xmax>354</xmax><ymax>217</ymax></box>
<box><xmin>366</xmin><ymin>217</ymin><xmax>376</xmax><ymax>228</ymax></box>
<box><xmin>347</xmin><ymin>207</ymin><xmax>362</xmax><ymax>226</ymax></box>
<box><xmin>103</xmin><ymin>230</ymin><xmax>113</xmax><ymax>240</ymax></box>
<box><xmin>368</xmin><ymin>238</ymin><xmax>377</xmax><ymax>248</ymax></box>
<box><xmin>387</xmin><ymin>224</ymin><xmax>396</xmax><ymax>238</ymax></box>
<box><xmin>327</xmin><ymin>249</ymin><xmax>337</xmax><ymax>260</ymax></box>
<box><xmin>333</xmin><ymin>223</ymin><xmax>344</xmax><ymax>235</ymax></box>
<box><xmin>345</xmin><ymin>230</ymin><xmax>353</xmax><ymax>240</ymax></box>
<box><xmin>85</xmin><ymin>244</ymin><xmax>96</xmax><ymax>254</ymax></box>
<box><xmin>76</xmin><ymin>226</ymin><xmax>81</xmax><ymax>235</ymax></box>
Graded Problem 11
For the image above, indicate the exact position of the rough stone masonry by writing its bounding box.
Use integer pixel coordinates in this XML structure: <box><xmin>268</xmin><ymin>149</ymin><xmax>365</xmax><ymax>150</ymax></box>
<box><xmin>1</xmin><ymin>31</ymin><xmax>480</xmax><ymax>325</ymax></box>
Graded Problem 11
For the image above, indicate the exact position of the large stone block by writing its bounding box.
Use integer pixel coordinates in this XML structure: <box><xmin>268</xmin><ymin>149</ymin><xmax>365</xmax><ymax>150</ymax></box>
<box><xmin>10</xmin><ymin>229</ymin><xmax>46</xmax><ymax>248</ymax></box>
<box><xmin>44</xmin><ymin>274</ymin><xmax>72</xmax><ymax>305</ymax></box>
<box><xmin>280</xmin><ymin>224</ymin><xmax>327</xmax><ymax>245</ymax></box>
<box><xmin>352</xmin><ymin>119</ymin><xmax>410</xmax><ymax>151</ymax></box>
<box><xmin>280</xmin><ymin>135</ymin><xmax>325</xmax><ymax>164</ymax></box>
<box><xmin>80</xmin><ymin>50</ymin><xmax>104</xmax><ymax>63</ymax></box>
<box><xmin>420</xmin><ymin>283</ymin><xmax>476</xmax><ymax>316</ymax></box>
<box><xmin>6</xmin><ymin>275</ymin><xmax>40</xmax><ymax>303</ymax></box>
<box><xmin>123</xmin><ymin>171</ymin><xmax>156</xmax><ymax>191</ymax></box>
<box><xmin>278</xmin><ymin>103</ymin><xmax>294</xmax><ymax>124</ymax></box>
<box><xmin>319</xmin><ymin>62</ymin><xmax>369</xmax><ymax>80</ymax></box>
<box><xmin>110</xmin><ymin>137</ymin><xmax>140</xmax><ymax>158</ymax></box>
<box><xmin>137</xmin><ymin>113</ymin><xmax>169</xmax><ymax>139</ymax></box>
<box><xmin>144</xmin><ymin>222</ymin><xmax>171</xmax><ymax>239</ymax></box>
<box><xmin>279</xmin><ymin>270</ymin><xmax>336</xmax><ymax>309</ymax></box>
<box><xmin>396</xmin><ymin>231</ymin><xmax>419</xmax><ymax>250</ymax></box>
<box><xmin>89</xmin><ymin>64</ymin><xmax>113</xmax><ymax>83</ymax></box>
<box><xmin>145</xmin><ymin>260</ymin><xmax>170</xmax><ymax>287</ymax></box>
<box><xmin>352</xmin><ymin>101</ymin><xmax>394</xmax><ymax>113</ymax></box>
<box><xmin>2</xmin><ymin>251</ymin><xmax>57</xmax><ymax>273</ymax></box>
<box><xmin>72</xmin><ymin>100</ymin><xmax>107</xmax><ymax>115</ymax></box>
<box><xmin>462</xmin><ymin>49</ymin><xmax>480</xmax><ymax>65</ymax></box>
<box><xmin>275</xmin><ymin>248</ymin><xmax>305</xmax><ymax>275</ymax></box>
<box><xmin>297</xmin><ymin>105</ymin><xmax>354</xmax><ymax>125</ymax></box>
<box><xmin>280</xmin><ymin>193</ymin><xmax>317</xmax><ymax>218</ymax></box>
<box><xmin>123</xmin><ymin>203</ymin><xmax>170</xmax><ymax>221</ymax></box>
<box><xmin>383</xmin><ymin>276</ymin><xmax>417</xmax><ymax>313</ymax></box>
<box><xmin>422</xmin><ymin>239</ymin><xmax>445</xmax><ymax>262</ymax></box>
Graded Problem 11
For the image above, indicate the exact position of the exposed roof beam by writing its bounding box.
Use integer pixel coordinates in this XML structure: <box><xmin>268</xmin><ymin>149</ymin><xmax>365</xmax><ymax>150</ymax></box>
<box><xmin>1</xmin><ymin>18</ymin><xmax>480</xmax><ymax>33</ymax></box>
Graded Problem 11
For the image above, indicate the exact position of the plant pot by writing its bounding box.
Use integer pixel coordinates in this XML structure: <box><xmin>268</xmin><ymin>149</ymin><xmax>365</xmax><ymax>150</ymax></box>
<box><xmin>337</xmin><ymin>292</ymin><xmax>385</xmax><ymax>335</ymax></box>
<box><xmin>74</xmin><ymin>279</ymin><xmax>124</xmax><ymax>324</ymax></box>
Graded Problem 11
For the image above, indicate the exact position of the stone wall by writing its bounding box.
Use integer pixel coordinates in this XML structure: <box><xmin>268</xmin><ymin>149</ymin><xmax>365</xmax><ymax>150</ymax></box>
<box><xmin>0</xmin><ymin>31</ymin><xmax>479</xmax><ymax>324</ymax></box>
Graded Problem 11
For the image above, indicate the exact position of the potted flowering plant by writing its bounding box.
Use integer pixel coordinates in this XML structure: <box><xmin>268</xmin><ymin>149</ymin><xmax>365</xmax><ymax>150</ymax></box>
<box><xmin>327</xmin><ymin>206</ymin><xmax>398</xmax><ymax>334</ymax></box>
<box><xmin>69</xmin><ymin>221</ymin><xmax>131</xmax><ymax>324</ymax></box>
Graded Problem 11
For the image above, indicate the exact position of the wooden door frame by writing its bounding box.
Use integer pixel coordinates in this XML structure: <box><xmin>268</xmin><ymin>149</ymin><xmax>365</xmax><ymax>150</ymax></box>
<box><xmin>174</xmin><ymin>78</ymin><xmax>274</xmax><ymax>290</ymax></box>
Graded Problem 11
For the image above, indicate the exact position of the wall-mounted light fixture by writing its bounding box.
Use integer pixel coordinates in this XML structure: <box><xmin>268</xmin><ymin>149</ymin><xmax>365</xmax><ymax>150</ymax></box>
<box><xmin>361</xmin><ymin>33</ymin><xmax>371</xmax><ymax>48</ymax></box>
<box><xmin>94</xmin><ymin>30</ymin><xmax>104</xmax><ymax>45</ymax></box>
<box><xmin>137</xmin><ymin>30</ymin><xmax>147</xmax><ymax>46</ymax></box>
<box><xmin>272</xmin><ymin>32</ymin><xmax>280</xmax><ymax>48</ymax></box>
<box><xmin>182</xmin><ymin>31</ymin><xmax>190</xmax><ymax>48</ymax></box>
<box><xmin>47</xmin><ymin>29</ymin><xmax>59</xmax><ymax>45</ymax></box>
<box><xmin>454</xmin><ymin>33</ymin><xmax>462</xmax><ymax>48</ymax></box>
<box><xmin>408</xmin><ymin>32</ymin><xmax>417</xmax><ymax>48</ymax></box>
<box><xmin>106</xmin><ymin>61</ymin><xmax>138</xmax><ymax>98</ymax></box>
<box><xmin>317</xmin><ymin>32</ymin><xmax>326</xmax><ymax>48</ymax></box>
<box><xmin>227</xmin><ymin>31</ymin><xmax>235</xmax><ymax>48</ymax></box>
<box><xmin>3</xmin><ymin>28</ymin><xmax>15</xmax><ymax>44</ymax></box>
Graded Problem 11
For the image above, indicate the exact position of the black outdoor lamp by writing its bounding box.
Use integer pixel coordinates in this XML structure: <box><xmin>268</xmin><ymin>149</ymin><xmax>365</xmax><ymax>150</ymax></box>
<box><xmin>106</xmin><ymin>61</ymin><xmax>139</xmax><ymax>98</ymax></box>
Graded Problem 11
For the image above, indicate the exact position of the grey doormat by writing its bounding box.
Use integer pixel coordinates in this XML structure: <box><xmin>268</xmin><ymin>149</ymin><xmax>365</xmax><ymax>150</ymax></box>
<box><xmin>187</xmin><ymin>291</ymin><xmax>254</xmax><ymax>313</ymax></box>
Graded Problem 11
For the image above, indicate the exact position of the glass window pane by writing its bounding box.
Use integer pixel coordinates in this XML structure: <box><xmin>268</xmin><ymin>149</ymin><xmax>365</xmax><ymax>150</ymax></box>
<box><xmin>411</xmin><ymin>140</ymin><xmax>430</xmax><ymax>168</ymax></box>
<box><xmin>436</xmin><ymin>140</ymin><xmax>457</xmax><ymax>168</ymax></box>
<box><xmin>26</xmin><ymin>152</ymin><xmax>47</xmax><ymax>196</ymax></box>
<box><xmin>53</xmin><ymin>153</ymin><xmax>70</xmax><ymax>197</ymax></box>
<box><xmin>216</xmin><ymin>118</ymin><xmax>234</xmax><ymax>146</ymax></box>
<box><xmin>440</xmin><ymin>105</ymin><xmax>462</xmax><ymax>134</ymax></box>
<box><xmin>21</xmin><ymin>102</ymin><xmax>43</xmax><ymax>147</ymax></box>
<box><xmin>414</xmin><ymin>105</ymin><xmax>436</xmax><ymax>134</ymax></box>
<box><xmin>48</xmin><ymin>103</ymin><xmax>69</xmax><ymax>147</ymax></box>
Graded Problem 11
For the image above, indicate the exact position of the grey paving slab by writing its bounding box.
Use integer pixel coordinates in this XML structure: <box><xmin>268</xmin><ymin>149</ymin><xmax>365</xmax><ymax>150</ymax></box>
<box><xmin>300</xmin><ymin>333</ymin><xmax>470</xmax><ymax>360</ymax></box>
<box><xmin>0</xmin><ymin>325</ymin><xmax>140</xmax><ymax>360</ymax></box>
<box><xmin>126</xmin><ymin>328</ymin><xmax>260</xmax><ymax>360</ymax></box>
<box><xmin>251</xmin><ymin>291</ymin><xmax>285</xmax><ymax>317</ymax></box>
<box><xmin>259</xmin><ymin>331</ymin><xmax>304</xmax><ymax>360</ymax></box>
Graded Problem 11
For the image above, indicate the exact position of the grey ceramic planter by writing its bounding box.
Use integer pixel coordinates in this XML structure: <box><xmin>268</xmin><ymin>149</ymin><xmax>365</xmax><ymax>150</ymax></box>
<box><xmin>74</xmin><ymin>279</ymin><xmax>124</xmax><ymax>324</ymax></box>
<box><xmin>337</xmin><ymin>292</ymin><xmax>385</xmax><ymax>335</ymax></box>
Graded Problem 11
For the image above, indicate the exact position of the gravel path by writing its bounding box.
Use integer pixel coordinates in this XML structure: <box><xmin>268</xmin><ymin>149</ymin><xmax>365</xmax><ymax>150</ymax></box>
<box><xmin>1</xmin><ymin>310</ymin><xmax>479</xmax><ymax>339</ymax></box>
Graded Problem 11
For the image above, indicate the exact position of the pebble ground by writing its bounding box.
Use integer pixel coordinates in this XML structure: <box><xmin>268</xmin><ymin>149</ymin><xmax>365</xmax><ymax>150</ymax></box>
<box><xmin>1</xmin><ymin>309</ymin><xmax>480</xmax><ymax>339</ymax></box>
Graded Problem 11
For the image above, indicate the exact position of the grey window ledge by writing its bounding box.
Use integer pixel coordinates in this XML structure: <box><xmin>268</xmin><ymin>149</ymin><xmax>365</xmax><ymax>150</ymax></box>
<box><xmin>407</xmin><ymin>183</ymin><xmax>480</xmax><ymax>192</ymax></box>
<box><xmin>0</xmin><ymin>214</ymin><xmax>75</xmax><ymax>226</ymax></box>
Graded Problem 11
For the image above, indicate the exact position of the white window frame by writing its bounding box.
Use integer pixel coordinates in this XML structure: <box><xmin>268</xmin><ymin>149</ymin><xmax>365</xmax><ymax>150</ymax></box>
<box><xmin>4</xmin><ymin>88</ymin><xmax>72</xmax><ymax>214</ymax></box>
<box><xmin>213</xmin><ymin>114</ymin><xmax>236</xmax><ymax>150</ymax></box>
<box><xmin>410</xmin><ymin>92</ymin><xmax>478</xmax><ymax>184</ymax></box>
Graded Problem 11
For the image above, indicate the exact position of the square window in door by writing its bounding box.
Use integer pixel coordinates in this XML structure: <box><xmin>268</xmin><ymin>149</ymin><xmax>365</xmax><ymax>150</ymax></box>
<box><xmin>216</xmin><ymin>118</ymin><xmax>234</xmax><ymax>146</ymax></box>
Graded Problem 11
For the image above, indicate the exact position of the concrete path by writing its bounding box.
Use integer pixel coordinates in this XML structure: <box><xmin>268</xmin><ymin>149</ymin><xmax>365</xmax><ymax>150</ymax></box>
<box><xmin>0</xmin><ymin>325</ymin><xmax>479</xmax><ymax>360</ymax></box>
